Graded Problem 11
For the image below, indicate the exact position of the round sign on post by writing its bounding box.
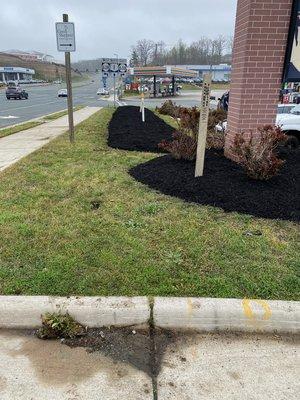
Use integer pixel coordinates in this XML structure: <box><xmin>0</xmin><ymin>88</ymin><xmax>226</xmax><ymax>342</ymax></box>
<box><xmin>110</xmin><ymin>63</ymin><xmax>119</xmax><ymax>73</ymax></box>
<box><xmin>119</xmin><ymin>64</ymin><xmax>127</xmax><ymax>73</ymax></box>
<box><xmin>102</xmin><ymin>63</ymin><xmax>110</xmax><ymax>73</ymax></box>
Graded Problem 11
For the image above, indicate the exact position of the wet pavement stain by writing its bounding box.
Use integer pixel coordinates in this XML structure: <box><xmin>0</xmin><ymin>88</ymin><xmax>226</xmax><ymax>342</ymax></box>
<box><xmin>4</xmin><ymin>330</ymin><xmax>132</xmax><ymax>387</ymax></box>
<box><xmin>64</xmin><ymin>327</ymin><xmax>178</xmax><ymax>379</ymax></box>
<box><xmin>0</xmin><ymin>376</ymin><xmax>7</xmax><ymax>392</ymax></box>
<box><xmin>1</xmin><ymin>327</ymin><xmax>185</xmax><ymax>391</ymax></box>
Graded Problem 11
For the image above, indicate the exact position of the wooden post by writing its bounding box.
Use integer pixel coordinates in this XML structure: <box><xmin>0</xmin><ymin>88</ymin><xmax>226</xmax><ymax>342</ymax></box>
<box><xmin>195</xmin><ymin>73</ymin><xmax>212</xmax><ymax>177</ymax></box>
<box><xmin>63</xmin><ymin>13</ymin><xmax>74</xmax><ymax>143</ymax></box>
<box><xmin>140</xmin><ymin>92</ymin><xmax>145</xmax><ymax>122</ymax></box>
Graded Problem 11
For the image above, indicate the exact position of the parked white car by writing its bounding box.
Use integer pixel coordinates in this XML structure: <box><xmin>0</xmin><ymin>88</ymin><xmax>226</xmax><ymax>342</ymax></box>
<box><xmin>276</xmin><ymin>104</ymin><xmax>300</xmax><ymax>147</ymax></box>
<box><xmin>97</xmin><ymin>88</ymin><xmax>109</xmax><ymax>96</ymax></box>
<box><xmin>215</xmin><ymin>104</ymin><xmax>300</xmax><ymax>148</ymax></box>
<box><xmin>58</xmin><ymin>89</ymin><xmax>67</xmax><ymax>97</ymax></box>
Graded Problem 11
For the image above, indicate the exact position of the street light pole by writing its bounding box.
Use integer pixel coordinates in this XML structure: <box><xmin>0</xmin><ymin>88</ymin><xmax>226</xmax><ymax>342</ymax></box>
<box><xmin>113</xmin><ymin>53</ymin><xmax>118</xmax><ymax>107</ymax></box>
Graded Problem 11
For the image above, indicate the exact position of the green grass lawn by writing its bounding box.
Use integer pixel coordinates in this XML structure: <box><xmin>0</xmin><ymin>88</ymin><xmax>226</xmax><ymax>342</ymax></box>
<box><xmin>0</xmin><ymin>108</ymin><xmax>299</xmax><ymax>299</ymax></box>
<box><xmin>43</xmin><ymin>106</ymin><xmax>84</xmax><ymax>121</ymax></box>
<box><xmin>181</xmin><ymin>83</ymin><xmax>230</xmax><ymax>91</ymax></box>
<box><xmin>121</xmin><ymin>90</ymin><xmax>142</xmax><ymax>98</ymax></box>
<box><xmin>181</xmin><ymin>83</ymin><xmax>202</xmax><ymax>91</ymax></box>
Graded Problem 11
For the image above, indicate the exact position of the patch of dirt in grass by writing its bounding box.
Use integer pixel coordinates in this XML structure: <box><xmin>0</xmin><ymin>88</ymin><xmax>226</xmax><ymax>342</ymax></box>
<box><xmin>108</xmin><ymin>105</ymin><xmax>175</xmax><ymax>153</ymax></box>
<box><xmin>129</xmin><ymin>148</ymin><xmax>300</xmax><ymax>222</ymax></box>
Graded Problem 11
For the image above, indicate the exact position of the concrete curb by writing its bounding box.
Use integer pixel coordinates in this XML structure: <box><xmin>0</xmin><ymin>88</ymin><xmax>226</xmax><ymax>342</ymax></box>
<box><xmin>0</xmin><ymin>296</ymin><xmax>299</xmax><ymax>334</ymax></box>
<box><xmin>0</xmin><ymin>296</ymin><xmax>150</xmax><ymax>329</ymax></box>
<box><xmin>153</xmin><ymin>297</ymin><xmax>300</xmax><ymax>334</ymax></box>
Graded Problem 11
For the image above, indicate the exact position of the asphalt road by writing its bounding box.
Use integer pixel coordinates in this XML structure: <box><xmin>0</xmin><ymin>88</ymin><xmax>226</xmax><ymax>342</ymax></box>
<box><xmin>0</xmin><ymin>77</ymin><xmax>224</xmax><ymax>128</ymax></box>
<box><xmin>122</xmin><ymin>89</ymin><xmax>223</xmax><ymax>109</ymax></box>
<box><xmin>0</xmin><ymin>79</ymin><xmax>107</xmax><ymax>128</ymax></box>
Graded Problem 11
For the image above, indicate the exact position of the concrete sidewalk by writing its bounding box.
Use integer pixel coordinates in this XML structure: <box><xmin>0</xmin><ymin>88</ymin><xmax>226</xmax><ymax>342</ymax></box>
<box><xmin>0</xmin><ymin>106</ymin><xmax>100</xmax><ymax>172</ymax></box>
<box><xmin>0</xmin><ymin>329</ymin><xmax>152</xmax><ymax>400</ymax></box>
<box><xmin>0</xmin><ymin>329</ymin><xmax>298</xmax><ymax>400</ymax></box>
<box><xmin>158</xmin><ymin>332</ymin><xmax>300</xmax><ymax>400</ymax></box>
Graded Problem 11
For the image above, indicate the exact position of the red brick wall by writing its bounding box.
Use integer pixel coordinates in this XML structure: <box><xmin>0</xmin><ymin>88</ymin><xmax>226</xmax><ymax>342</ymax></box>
<box><xmin>225</xmin><ymin>0</ymin><xmax>293</xmax><ymax>159</ymax></box>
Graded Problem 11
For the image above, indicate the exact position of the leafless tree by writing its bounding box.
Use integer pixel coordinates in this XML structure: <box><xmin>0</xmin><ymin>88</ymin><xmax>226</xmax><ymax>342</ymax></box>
<box><xmin>130</xmin><ymin>36</ymin><xmax>232</xmax><ymax>67</ymax></box>
<box><xmin>131</xmin><ymin>39</ymin><xmax>155</xmax><ymax>66</ymax></box>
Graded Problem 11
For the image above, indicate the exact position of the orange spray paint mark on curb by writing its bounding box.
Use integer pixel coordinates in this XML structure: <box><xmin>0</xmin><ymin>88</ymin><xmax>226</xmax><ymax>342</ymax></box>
<box><xmin>242</xmin><ymin>299</ymin><xmax>272</xmax><ymax>321</ymax></box>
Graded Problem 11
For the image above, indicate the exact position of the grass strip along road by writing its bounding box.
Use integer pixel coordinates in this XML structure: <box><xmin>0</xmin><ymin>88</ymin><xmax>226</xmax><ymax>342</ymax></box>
<box><xmin>0</xmin><ymin>108</ymin><xmax>298</xmax><ymax>299</ymax></box>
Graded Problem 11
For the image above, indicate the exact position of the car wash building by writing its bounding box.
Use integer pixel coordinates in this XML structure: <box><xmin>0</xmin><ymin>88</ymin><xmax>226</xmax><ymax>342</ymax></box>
<box><xmin>225</xmin><ymin>0</ymin><xmax>296</xmax><ymax>159</ymax></box>
<box><xmin>0</xmin><ymin>67</ymin><xmax>35</xmax><ymax>83</ymax></box>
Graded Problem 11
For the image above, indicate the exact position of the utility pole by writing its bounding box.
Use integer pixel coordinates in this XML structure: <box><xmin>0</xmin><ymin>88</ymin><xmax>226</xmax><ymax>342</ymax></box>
<box><xmin>113</xmin><ymin>53</ymin><xmax>118</xmax><ymax>107</ymax></box>
<box><xmin>154</xmin><ymin>43</ymin><xmax>158</xmax><ymax>65</ymax></box>
<box><xmin>63</xmin><ymin>13</ymin><xmax>74</xmax><ymax>143</ymax></box>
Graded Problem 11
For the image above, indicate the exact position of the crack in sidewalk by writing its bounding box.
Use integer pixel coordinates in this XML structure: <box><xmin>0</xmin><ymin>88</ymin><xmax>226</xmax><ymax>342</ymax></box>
<box><xmin>148</xmin><ymin>297</ymin><xmax>158</xmax><ymax>400</ymax></box>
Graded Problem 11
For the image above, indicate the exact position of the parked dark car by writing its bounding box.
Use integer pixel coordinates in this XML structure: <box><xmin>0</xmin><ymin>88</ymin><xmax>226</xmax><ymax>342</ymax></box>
<box><xmin>6</xmin><ymin>83</ymin><xmax>29</xmax><ymax>100</ymax></box>
<box><xmin>218</xmin><ymin>91</ymin><xmax>229</xmax><ymax>111</ymax></box>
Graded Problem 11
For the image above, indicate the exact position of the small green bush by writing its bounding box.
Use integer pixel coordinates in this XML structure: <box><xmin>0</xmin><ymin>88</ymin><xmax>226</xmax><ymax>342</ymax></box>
<box><xmin>36</xmin><ymin>312</ymin><xmax>86</xmax><ymax>339</ymax></box>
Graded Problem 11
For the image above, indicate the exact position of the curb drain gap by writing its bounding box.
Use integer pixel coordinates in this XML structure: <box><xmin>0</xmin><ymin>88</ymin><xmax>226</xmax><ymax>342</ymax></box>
<box><xmin>149</xmin><ymin>297</ymin><xmax>158</xmax><ymax>400</ymax></box>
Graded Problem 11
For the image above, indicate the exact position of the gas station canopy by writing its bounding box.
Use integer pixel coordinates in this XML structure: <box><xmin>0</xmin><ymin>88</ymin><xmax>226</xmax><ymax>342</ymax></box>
<box><xmin>128</xmin><ymin>66</ymin><xmax>198</xmax><ymax>97</ymax></box>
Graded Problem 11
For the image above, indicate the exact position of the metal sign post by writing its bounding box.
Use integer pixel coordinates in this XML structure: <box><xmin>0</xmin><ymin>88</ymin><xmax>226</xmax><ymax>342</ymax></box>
<box><xmin>195</xmin><ymin>73</ymin><xmax>212</xmax><ymax>177</ymax></box>
<box><xmin>55</xmin><ymin>14</ymin><xmax>75</xmax><ymax>143</ymax></box>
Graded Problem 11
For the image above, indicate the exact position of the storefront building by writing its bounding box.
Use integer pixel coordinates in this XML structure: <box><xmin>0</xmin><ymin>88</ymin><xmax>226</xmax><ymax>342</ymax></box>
<box><xmin>0</xmin><ymin>66</ymin><xmax>35</xmax><ymax>83</ymax></box>
<box><xmin>225</xmin><ymin>0</ymin><xmax>294</xmax><ymax>159</ymax></box>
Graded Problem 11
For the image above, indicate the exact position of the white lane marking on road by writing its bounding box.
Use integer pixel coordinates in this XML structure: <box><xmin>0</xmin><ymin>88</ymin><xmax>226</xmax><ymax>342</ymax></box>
<box><xmin>0</xmin><ymin>115</ymin><xmax>19</xmax><ymax>119</ymax></box>
<box><xmin>0</xmin><ymin>100</ymin><xmax>60</xmax><ymax>113</ymax></box>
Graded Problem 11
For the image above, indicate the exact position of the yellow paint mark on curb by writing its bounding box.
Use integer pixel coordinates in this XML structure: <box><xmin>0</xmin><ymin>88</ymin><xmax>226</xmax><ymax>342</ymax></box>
<box><xmin>187</xmin><ymin>298</ymin><xmax>193</xmax><ymax>317</ymax></box>
<box><xmin>242</xmin><ymin>299</ymin><xmax>272</xmax><ymax>321</ymax></box>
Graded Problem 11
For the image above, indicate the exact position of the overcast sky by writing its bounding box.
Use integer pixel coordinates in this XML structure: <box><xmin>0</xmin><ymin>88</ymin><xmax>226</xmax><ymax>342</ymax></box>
<box><xmin>1</xmin><ymin>0</ymin><xmax>237</xmax><ymax>62</ymax></box>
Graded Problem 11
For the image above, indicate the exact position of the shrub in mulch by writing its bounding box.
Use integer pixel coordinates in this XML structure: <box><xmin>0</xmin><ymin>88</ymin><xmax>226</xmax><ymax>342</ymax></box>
<box><xmin>207</xmin><ymin>109</ymin><xmax>227</xmax><ymax>131</ymax></box>
<box><xmin>155</xmin><ymin>100</ymin><xmax>179</xmax><ymax>117</ymax></box>
<box><xmin>156</xmin><ymin>101</ymin><xmax>227</xmax><ymax>134</ymax></box>
<box><xmin>129</xmin><ymin>148</ymin><xmax>300</xmax><ymax>221</ymax></box>
<box><xmin>231</xmin><ymin>125</ymin><xmax>288</xmax><ymax>180</ymax></box>
<box><xmin>177</xmin><ymin>106</ymin><xmax>199</xmax><ymax>138</ymax></box>
<box><xmin>206</xmin><ymin>130</ymin><xmax>225</xmax><ymax>150</ymax></box>
<box><xmin>108</xmin><ymin>106</ymin><xmax>175</xmax><ymax>153</ymax></box>
<box><xmin>159</xmin><ymin>131</ymin><xmax>197</xmax><ymax>161</ymax></box>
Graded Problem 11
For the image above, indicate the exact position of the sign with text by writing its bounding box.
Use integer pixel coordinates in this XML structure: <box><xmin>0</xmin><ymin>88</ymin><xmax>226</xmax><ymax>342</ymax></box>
<box><xmin>284</xmin><ymin>0</ymin><xmax>300</xmax><ymax>82</ymax></box>
<box><xmin>195</xmin><ymin>73</ymin><xmax>212</xmax><ymax>177</ymax></box>
<box><xmin>56</xmin><ymin>22</ymin><xmax>76</xmax><ymax>52</ymax></box>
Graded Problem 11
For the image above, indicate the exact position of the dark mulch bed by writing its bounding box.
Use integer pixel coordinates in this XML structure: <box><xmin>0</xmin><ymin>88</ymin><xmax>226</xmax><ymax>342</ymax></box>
<box><xmin>129</xmin><ymin>149</ymin><xmax>300</xmax><ymax>221</ymax></box>
<box><xmin>108</xmin><ymin>105</ymin><xmax>175</xmax><ymax>153</ymax></box>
